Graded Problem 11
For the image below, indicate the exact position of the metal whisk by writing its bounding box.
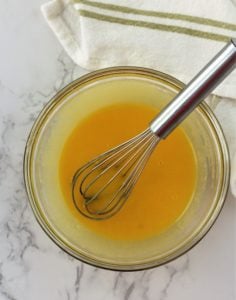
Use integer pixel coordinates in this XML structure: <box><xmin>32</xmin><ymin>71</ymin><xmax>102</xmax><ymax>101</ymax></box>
<box><xmin>72</xmin><ymin>39</ymin><xmax>236</xmax><ymax>220</ymax></box>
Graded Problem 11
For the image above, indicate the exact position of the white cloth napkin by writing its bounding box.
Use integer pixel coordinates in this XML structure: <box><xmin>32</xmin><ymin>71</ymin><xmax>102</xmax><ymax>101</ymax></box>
<box><xmin>42</xmin><ymin>0</ymin><xmax>236</xmax><ymax>97</ymax></box>
<box><xmin>41</xmin><ymin>0</ymin><xmax>236</xmax><ymax>196</ymax></box>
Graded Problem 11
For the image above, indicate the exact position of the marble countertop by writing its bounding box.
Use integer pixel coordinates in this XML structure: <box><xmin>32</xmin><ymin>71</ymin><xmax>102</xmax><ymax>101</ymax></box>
<box><xmin>0</xmin><ymin>1</ymin><xmax>235</xmax><ymax>299</ymax></box>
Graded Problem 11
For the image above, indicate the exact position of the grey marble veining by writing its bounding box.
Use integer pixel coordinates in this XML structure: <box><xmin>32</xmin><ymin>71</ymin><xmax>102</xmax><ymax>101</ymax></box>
<box><xmin>0</xmin><ymin>1</ymin><xmax>235</xmax><ymax>299</ymax></box>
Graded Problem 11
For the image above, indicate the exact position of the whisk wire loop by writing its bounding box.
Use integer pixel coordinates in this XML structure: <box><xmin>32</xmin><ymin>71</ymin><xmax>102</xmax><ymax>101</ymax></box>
<box><xmin>72</xmin><ymin>129</ymin><xmax>159</xmax><ymax>219</ymax></box>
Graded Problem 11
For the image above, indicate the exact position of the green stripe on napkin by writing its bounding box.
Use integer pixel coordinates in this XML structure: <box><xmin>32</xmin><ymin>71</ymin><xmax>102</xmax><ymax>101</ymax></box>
<box><xmin>75</xmin><ymin>0</ymin><xmax>236</xmax><ymax>31</ymax></box>
<box><xmin>78</xmin><ymin>9</ymin><xmax>231</xmax><ymax>42</ymax></box>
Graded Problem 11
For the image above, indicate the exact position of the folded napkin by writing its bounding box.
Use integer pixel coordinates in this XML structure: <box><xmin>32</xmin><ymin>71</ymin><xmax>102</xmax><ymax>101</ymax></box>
<box><xmin>42</xmin><ymin>0</ymin><xmax>236</xmax><ymax>97</ymax></box>
<box><xmin>41</xmin><ymin>0</ymin><xmax>236</xmax><ymax>196</ymax></box>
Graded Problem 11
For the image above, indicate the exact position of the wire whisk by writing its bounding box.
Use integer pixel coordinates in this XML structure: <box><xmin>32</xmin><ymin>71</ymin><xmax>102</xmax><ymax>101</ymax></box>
<box><xmin>72</xmin><ymin>39</ymin><xmax>236</xmax><ymax>220</ymax></box>
<box><xmin>72</xmin><ymin>129</ymin><xmax>159</xmax><ymax>219</ymax></box>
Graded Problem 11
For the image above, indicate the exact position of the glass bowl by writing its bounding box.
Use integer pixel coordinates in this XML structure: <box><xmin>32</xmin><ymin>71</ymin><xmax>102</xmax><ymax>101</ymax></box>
<box><xmin>24</xmin><ymin>67</ymin><xmax>230</xmax><ymax>271</ymax></box>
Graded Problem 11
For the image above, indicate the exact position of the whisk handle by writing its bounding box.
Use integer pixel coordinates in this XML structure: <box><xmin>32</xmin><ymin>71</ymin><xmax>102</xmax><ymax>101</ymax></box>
<box><xmin>150</xmin><ymin>38</ymin><xmax>236</xmax><ymax>139</ymax></box>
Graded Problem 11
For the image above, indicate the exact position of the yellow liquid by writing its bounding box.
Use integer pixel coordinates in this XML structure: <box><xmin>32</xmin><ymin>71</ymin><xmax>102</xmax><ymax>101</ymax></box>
<box><xmin>59</xmin><ymin>103</ymin><xmax>197</xmax><ymax>241</ymax></box>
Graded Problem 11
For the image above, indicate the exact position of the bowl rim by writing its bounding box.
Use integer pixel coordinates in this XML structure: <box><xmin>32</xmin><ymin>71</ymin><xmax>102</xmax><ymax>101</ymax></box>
<box><xmin>23</xmin><ymin>66</ymin><xmax>230</xmax><ymax>271</ymax></box>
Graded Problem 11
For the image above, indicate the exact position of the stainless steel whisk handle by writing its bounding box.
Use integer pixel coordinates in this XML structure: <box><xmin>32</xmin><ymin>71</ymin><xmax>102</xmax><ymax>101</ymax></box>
<box><xmin>150</xmin><ymin>38</ymin><xmax>236</xmax><ymax>139</ymax></box>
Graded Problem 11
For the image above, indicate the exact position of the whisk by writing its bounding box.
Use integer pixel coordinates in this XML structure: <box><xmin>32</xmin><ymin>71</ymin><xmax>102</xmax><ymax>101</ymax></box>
<box><xmin>72</xmin><ymin>39</ymin><xmax>236</xmax><ymax>220</ymax></box>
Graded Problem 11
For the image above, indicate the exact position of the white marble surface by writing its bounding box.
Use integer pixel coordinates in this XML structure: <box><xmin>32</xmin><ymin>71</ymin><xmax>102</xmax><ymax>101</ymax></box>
<box><xmin>0</xmin><ymin>1</ymin><xmax>235</xmax><ymax>299</ymax></box>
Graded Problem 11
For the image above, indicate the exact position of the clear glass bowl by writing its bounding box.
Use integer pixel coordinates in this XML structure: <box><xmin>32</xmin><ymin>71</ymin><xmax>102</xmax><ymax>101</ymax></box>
<box><xmin>24</xmin><ymin>67</ymin><xmax>230</xmax><ymax>271</ymax></box>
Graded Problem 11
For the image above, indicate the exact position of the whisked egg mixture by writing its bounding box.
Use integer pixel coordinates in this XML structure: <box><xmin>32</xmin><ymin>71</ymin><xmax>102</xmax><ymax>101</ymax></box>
<box><xmin>59</xmin><ymin>102</ymin><xmax>197</xmax><ymax>241</ymax></box>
